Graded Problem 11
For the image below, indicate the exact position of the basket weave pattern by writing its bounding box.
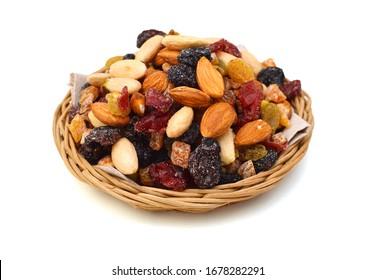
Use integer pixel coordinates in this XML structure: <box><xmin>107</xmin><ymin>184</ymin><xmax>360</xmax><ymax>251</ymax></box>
<box><xmin>53</xmin><ymin>86</ymin><xmax>313</xmax><ymax>213</ymax></box>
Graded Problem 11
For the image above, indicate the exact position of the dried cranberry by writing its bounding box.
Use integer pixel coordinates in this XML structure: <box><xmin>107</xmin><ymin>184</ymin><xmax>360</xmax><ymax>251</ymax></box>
<box><xmin>135</xmin><ymin>106</ymin><xmax>176</xmax><ymax>133</ymax></box>
<box><xmin>208</xmin><ymin>39</ymin><xmax>241</xmax><ymax>58</ymax></box>
<box><xmin>149</xmin><ymin>161</ymin><xmax>190</xmax><ymax>191</ymax></box>
<box><xmin>262</xmin><ymin>138</ymin><xmax>288</xmax><ymax>152</ymax></box>
<box><xmin>117</xmin><ymin>86</ymin><xmax>130</xmax><ymax>114</ymax></box>
<box><xmin>279</xmin><ymin>80</ymin><xmax>301</xmax><ymax>100</ymax></box>
<box><xmin>145</xmin><ymin>88</ymin><xmax>173</xmax><ymax>113</ymax></box>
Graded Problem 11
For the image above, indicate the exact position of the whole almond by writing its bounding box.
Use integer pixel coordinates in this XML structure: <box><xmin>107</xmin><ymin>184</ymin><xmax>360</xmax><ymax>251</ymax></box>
<box><xmin>142</xmin><ymin>71</ymin><xmax>169</xmax><ymax>93</ymax></box>
<box><xmin>200</xmin><ymin>102</ymin><xmax>237</xmax><ymax>138</ymax></box>
<box><xmin>104</xmin><ymin>78</ymin><xmax>141</xmax><ymax>94</ymax></box>
<box><xmin>157</xmin><ymin>48</ymin><xmax>180</xmax><ymax>65</ymax></box>
<box><xmin>88</xmin><ymin>110</ymin><xmax>106</xmax><ymax>127</ymax></box>
<box><xmin>196</xmin><ymin>57</ymin><xmax>225</xmax><ymax>98</ymax></box>
<box><xmin>216</xmin><ymin>128</ymin><xmax>236</xmax><ymax>165</ymax></box>
<box><xmin>91</xmin><ymin>102</ymin><xmax>130</xmax><ymax>127</ymax></box>
<box><xmin>166</xmin><ymin>106</ymin><xmax>194</xmax><ymax>138</ymax></box>
<box><xmin>86</xmin><ymin>72</ymin><xmax>111</xmax><ymax>87</ymax></box>
<box><xmin>112</xmin><ymin>137</ymin><xmax>138</xmax><ymax>175</ymax></box>
<box><xmin>234</xmin><ymin>119</ymin><xmax>272</xmax><ymax>146</ymax></box>
<box><xmin>109</xmin><ymin>59</ymin><xmax>146</xmax><ymax>80</ymax></box>
<box><xmin>162</xmin><ymin>35</ymin><xmax>220</xmax><ymax>50</ymax></box>
<box><xmin>168</xmin><ymin>86</ymin><xmax>212</xmax><ymax>108</ymax></box>
<box><xmin>135</xmin><ymin>35</ymin><xmax>164</xmax><ymax>64</ymax></box>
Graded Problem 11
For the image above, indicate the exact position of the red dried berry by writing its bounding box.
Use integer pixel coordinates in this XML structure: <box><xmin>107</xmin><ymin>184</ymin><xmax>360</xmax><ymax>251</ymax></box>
<box><xmin>279</xmin><ymin>80</ymin><xmax>301</xmax><ymax>100</ymax></box>
<box><xmin>145</xmin><ymin>88</ymin><xmax>173</xmax><ymax>113</ymax></box>
<box><xmin>117</xmin><ymin>86</ymin><xmax>130</xmax><ymax>113</ymax></box>
<box><xmin>262</xmin><ymin>138</ymin><xmax>288</xmax><ymax>152</ymax></box>
<box><xmin>208</xmin><ymin>39</ymin><xmax>241</xmax><ymax>58</ymax></box>
<box><xmin>135</xmin><ymin>107</ymin><xmax>176</xmax><ymax>133</ymax></box>
<box><xmin>149</xmin><ymin>161</ymin><xmax>190</xmax><ymax>191</ymax></box>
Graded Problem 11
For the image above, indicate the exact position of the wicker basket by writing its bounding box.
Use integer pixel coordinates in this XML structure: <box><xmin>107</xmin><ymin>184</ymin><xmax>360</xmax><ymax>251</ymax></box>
<box><xmin>53</xmin><ymin>77</ymin><xmax>314</xmax><ymax>213</ymax></box>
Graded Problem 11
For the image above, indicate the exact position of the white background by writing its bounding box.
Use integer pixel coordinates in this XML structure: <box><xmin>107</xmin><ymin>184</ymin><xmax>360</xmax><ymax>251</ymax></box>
<box><xmin>1</xmin><ymin>0</ymin><xmax>374</xmax><ymax>279</ymax></box>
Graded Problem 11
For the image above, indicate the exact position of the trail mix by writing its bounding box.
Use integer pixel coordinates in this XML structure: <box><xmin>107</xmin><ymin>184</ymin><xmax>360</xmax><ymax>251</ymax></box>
<box><xmin>68</xmin><ymin>29</ymin><xmax>302</xmax><ymax>191</ymax></box>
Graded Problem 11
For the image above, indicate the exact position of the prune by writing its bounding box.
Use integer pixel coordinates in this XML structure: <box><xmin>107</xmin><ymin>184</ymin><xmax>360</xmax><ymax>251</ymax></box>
<box><xmin>84</xmin><ymin>126</ymin><xmax>123</xmax><ymax>146</ymax></box>
<box><xmin>208</xmin><ymin>38</ymin><xmax>241</xmax><ymax>58</ymax></box>
<box><xmin>253</xmin><ymin>149</ymin><xmax>279</xmax><ymax>173</ymax></box>
<box><xmin>164</xmin><ymin>122</ymin><xmax>200</xmax><ymax>148</ymax></box>
<box><xmin>257</xmin><ymin>67</ymin><xmax>285</xmax><ymax>86</ymax></box>
<box><xmin>149</xmin><ymin>161</ymin><xmax>190</xmax><ymax>191</ymax></box>
<box><xmin>167</xmin><ymin>64</ymin><xmax>198</xmax><ymax>88</ymax></box>
<box><xmin>145</xmin><ymin>88</ymin><xmax>173</xmax><ymax>113</ymax></box>
<box><xmin>123</xmin><ymin>53</ymin><xmax>135</xmax><ymax>60</ymax></box>
<box><xmin>279</xmin><ymin>80</ymin><xmax>301</xmax><ymax>100</ymax></box>
<box><xmin>136</xmin><ymin>29</ymin><xmax>166</xmax><ymax>48</ymax></box>
<box><xmin>219</xmin><ymin>173</ymin><xmax>242</xmax><ymax>184</ymax></box>
<box><xmin>79</xmin><ymin>142</ymin><xmax>111</xmax><ymax>165</ymax></box>
<box><xmin>177</xmin><ymin>47</ymin><xmax>211</xmax><ymax>66</ymax></box>
<box><xmin>132</xmin><ymin>140</ymin><xmax>153</xmax><ymax>168</ymax></box>
<box><xmin>188</xmin><ymin>138</ymin><xmax>221</xmax><ymax>188</ymax></box>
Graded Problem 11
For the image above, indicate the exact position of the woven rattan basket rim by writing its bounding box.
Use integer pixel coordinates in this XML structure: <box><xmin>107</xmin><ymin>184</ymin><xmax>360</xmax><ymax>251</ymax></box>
<box><xmin>53</xmin><ymin>79</ymin><xmax>314</xmax><ymax>213</ymax></box>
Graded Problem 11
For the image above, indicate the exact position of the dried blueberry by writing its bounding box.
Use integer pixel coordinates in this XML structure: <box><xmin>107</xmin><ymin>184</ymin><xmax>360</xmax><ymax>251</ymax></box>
<box><xmin>123</xmin><ymin>53</ymin><xmax>135</xmax><ymax>60</ymax></box>
<box><xmin>253</xmin><ymin>149</ymin><xmax>279</xmax><ymax>173</ymax></box>
<box><xmin>136</xmin><ymin>29</ymin><xmax>165</xmax><ymax>48</ymax></box>
<box><xmin>178</xmin><ymin>47</ymin><xmax>211</xmax><ymax>66</ymax></box>
<box><xmin>219</xmin><ymin>173</ymin><xmax>242</xmax><ymax>184</ymax></box>
<box><xmin>188</xmin><ymin>138</ymin><xmax>221</xmax><ymax>188</ymax></box>
<box><xmin>257</xmin><ymin>67</ymin><xmax>285</xmax><ymax>86</ymax></box>
<box><xmin>167</xmin><ymin>64</ymin><xmax>198</xmax><ymax>88</ymax></box>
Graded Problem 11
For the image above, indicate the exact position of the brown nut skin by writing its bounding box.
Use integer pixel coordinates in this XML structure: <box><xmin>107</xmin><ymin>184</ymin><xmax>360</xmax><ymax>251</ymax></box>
<box><xmin>200</xmin><ymin>102</ymin><xmax>237</xmax><ymax>138</ymax></box>
<box><xmin>142</xmin><ymin>71</ymin><xmax>169</xmax><ymax>94</ymax></box>
<box><xmin>234</xmin><ymin>119</ymin><xmax>272</xmax><ymax>146</ymax></box>
<box><xmin>91</xmin><ymin>102</ymin><xmax>130</xmax><ymax>127</ymax></box>
<box><xmin>130</xmin><ymin>92</ymin><xmax>146</xmax><ymax>116</ymax></box>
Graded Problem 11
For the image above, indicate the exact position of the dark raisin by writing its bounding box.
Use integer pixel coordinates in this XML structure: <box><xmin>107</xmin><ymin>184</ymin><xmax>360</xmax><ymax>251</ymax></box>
<box><xmin>79</xmin><ymin>142</ymin><xmax>111</xmax><ymax>165</ymax></box>
<box><xmin>178</xmin><ymin>47</ymin><xmax>211</xmax><ymax>66</ymax></box>
<box><xmin>136</xmin><ymin>29</ymin><xmax>166</xmax><ymax>48</ymax></box>
<box><xmin>253</xmin><ymin>149</ymin><xmax>279</xmax><ymax>173</ymax></box>
<box><xmin>84</xmin><ymin>126</ymin><xmax>123</xmax><ymax>146</ymax></box>
<box><xmin>145</xmin><ymin>88</ymin><xmax>173</xmax><ymax>113</ymax></box>
<box><xmin>257</xmin><ymin>67</ymin><xmax>285</xmax><ymax>86</ymax></box>
<box><xmin>167</xmin><ymin>64</ymin><xmax>198</xmax><ymax>88</ymax></box>
<box><xmin>133</xmin><ymin>140</ymin><xmax>154</xmax><ymax>168</ymax></box>
<box><xmin>68</xmin><ymin>105</ymin><xmax>80</xmax><ymax>122</ymax></box>
<box><xmin>219</xmin><ymin>173</ymin><xmax>242</xmax><ymax>184</ymax></box>
<box><xmin>80</xmin><ymin>82</ymin><xmax>91</xmax><ymax>90</ymax></box>
<box><xmin>188</xmin><ymin>138</ymin><xmax>221</xmax><ymax>188</ymax></box>
<box><xmin>149</xmin><ymin>161</ymin><xmax>190</xmax><ymax>191</ymax></box>
<box><xmin>123</xmin><ymin>53</ymin><xmax>135</xmax><ymax>60</ymax></box>
<box><xmin>279</xmin><ymin>80</ymin><xmax>301</xmax><ymax>100</ymax></box>
<box><xmin>122</xmin><ymin>116</ymin><xmax>148</xmax><ymax>143</ymax></box>
<box><xmin>208</xmin><ymin>39</ymin><xmax>241</xmax><ymax>58</ymax></box>
<box><xmin>164</xmin><ymin>122</ymin><xmax>200</xmax><ymax>149</ymax></box>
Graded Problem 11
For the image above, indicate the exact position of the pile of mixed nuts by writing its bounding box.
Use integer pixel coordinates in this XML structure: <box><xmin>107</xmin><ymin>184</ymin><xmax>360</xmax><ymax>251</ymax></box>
<box><xmin>68</xmin><ymin>29</ymin><xmax>302</xmax><ymax>190</ymax></box>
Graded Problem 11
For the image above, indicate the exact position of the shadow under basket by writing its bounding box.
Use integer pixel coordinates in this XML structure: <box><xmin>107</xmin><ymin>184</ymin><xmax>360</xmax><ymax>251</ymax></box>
<box><xmin>53</xmin><ymin>87</ymin><xmax>314</xmax><ymax>213</ymax></box>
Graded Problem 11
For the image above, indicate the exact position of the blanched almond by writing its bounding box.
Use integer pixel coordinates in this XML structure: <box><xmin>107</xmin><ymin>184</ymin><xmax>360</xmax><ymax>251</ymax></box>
<box><xmin>135</xmin><ymin>35</ymin><xmax>164</xmax><ymax>64</ymax></box>
<box><xmin>104</xmin><ymin>78</ymin><xmax>141</xmax><ymax>94</ymax></box>
<box><xmin>109</xmin><ymin>59</ymin><xmax>147</xmax><ymax>79</ymax></box>
<box><xmin>86</xmin><ymin>73</ymin><xmax>111</xmax><ymax>87</ymax></box>
<box><xmin>216</xmin><ymin>128</ymin><xmax>236</xmax><ymax>165</ymax></box>
<box><xmin>166</xmin><ymin>106</ymin><xmax>194</xmax><ymax>138</ymax></box>
<box><xmin>112</xmin><ymin>138</ymin><xmax>138</xmax><ymax>175</ymax></box>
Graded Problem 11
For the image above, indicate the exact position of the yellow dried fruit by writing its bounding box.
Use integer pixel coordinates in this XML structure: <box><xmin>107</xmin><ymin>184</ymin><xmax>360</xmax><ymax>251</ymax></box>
<box><xmin>105</xmin><ymin>56</ymin><xmax>124</xmax><ymax>68</ymax></box>
<box><xmin>68</xmin><ymin>114</ymin><xmax>87</xmax><ymax>143</ymax></box>
<box><xmin>227</xmin><ymin>58</ymin><xmax>255</xmax><ymax>84</ymax></box>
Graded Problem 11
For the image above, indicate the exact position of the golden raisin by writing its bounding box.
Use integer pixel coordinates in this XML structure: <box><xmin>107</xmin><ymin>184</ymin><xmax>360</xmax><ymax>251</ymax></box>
<box><xmin>227</xmin><ymin>58</ymin><xmax>255</xmax><ymax>84</ymax></box>
<box><xmin>68</xmin><ymin>114</ymin><xmax>87</xmax><ymax>143</ymax></box>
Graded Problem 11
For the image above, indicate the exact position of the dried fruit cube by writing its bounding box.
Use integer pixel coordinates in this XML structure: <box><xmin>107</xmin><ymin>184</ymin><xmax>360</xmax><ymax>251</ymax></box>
<box><xmin>139</xmin><ymin>166</ymin><xmax>155</xmax><ymax>186</ymax></box>
<box><xmin>171</xmin><ymin>141</ymin><xmax>191</xmax><ymax>169</ymax></box>
<box><xmin>227</xmin><ymin>58</ymin><xmax>255</xmax><ymax>84</ymax></box>
<box><xmin>150</xmin><ymin>132</ymin><xmax>165</xmax><ymax>151</ymax></box>
<box><xmin>238</xmin><ymin>160</ymin><xmax>256</xmax><ymax>179</ymax></box>
<box><xmin>79</xmin><ymin>86</ymin><xmax>100</xmax><ymax>114</ymax></box>
<box><xmin>264</xmin><ymin>84</ymin><xmax>286</xmax><ymax>103</ymax></box>
<box><xmin>68</xmin><ymin>114</ymin><xmax>87</xmax><ymax>143</ymax></box>
<box><xmin>97</xmin><ymin>155</ymin><xmax>114</xmax><ymax>167</ymax></box>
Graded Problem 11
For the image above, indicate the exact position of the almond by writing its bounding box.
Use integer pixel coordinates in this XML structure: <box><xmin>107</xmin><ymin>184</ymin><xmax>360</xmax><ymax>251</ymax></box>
<box><xmin>112</xmin><ymin>137</ymin><xmax>138</xmax><ymax>175</ymax></box>
<box><xmin>157</xmin><ymin>48</ymin><xmax>180</xmax><ymax>65</ymax></box>
<box><xmin>91</xmin><ymin>102</ymin><xmax>130</xmax><ymax>127</ymax></box>
<box><xmin>109</xmin><ymin>59</ymin><xmax>146</xmax><ymax>79</ymax></box>
<box><xmin>216</xmin><ymin>128</ymin><xmax>236</xmax><ymax>165</ymax></box>
<box><xmin>166</xmin><ymin>106</ymin><xmax>194</xmax><ymax>138</ymax></box>
<box><xmin>142</xmin><ymin>71</ymin><xmax>169</xmax><ymax>93</ymax></box>
<box><xmin>168</xmin><ymin>86</ymin><xmax>212</xmax><ymax>108</ymax></box>
<box><xmin>135</xmin><ymin>35</ymin><xmax>163</xmax><ymax>64</ymax></box>
<box><xmin>162</xmin><ymin>35</ymin><xmax>220</xmax><ymax>50</ymax></box>
<box><xmin>234</xmin><ymin>119</ymin><xmax>272</xmax><ymax>146</ymax></box>
<box><xmin>196</xmin><ymin>57</ymin><xmax>225</xmax><ymax>98</ymax></box>
<box><xmin>200</xmin><ymin>102</ymin><xmax>237</xmax><ymax>138</ymax></box>
<box><xmin>104</xmin><ymin>78</ymin><xmax>141</xmax><ymax>94</ymax></box>
<box><xmin>88</xmin><ymin>110</ymin><xmax>106</xmax><ymax>127</ymax></box>
<box><xmin>130</xmin><ymin>92</ymin><xmax>146</xmax><ymax>116</ymax></box>
<box><xmin>86</xmin><ymin>72</ymin><xmax>111</xmax><ymax>87</ymax></box>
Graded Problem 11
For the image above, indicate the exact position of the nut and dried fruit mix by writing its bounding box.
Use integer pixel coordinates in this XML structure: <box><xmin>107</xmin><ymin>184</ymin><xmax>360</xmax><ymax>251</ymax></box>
<box><xmin>68</xmin><ymin>29</ymin><xmax>303</xmax><ymax>191</ymax></box>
